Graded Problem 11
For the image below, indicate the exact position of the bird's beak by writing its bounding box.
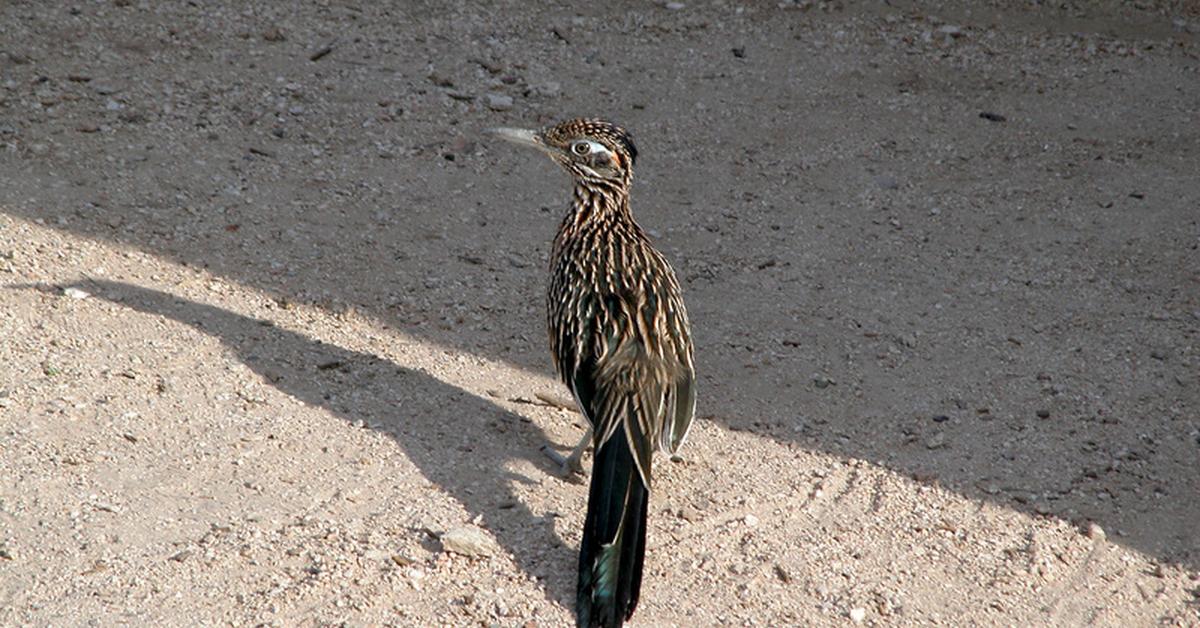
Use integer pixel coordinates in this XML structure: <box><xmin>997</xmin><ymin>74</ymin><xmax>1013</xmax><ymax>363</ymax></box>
<box><xmin>485</xmin><ymin>127</ymin><xmax>551</xmax><ymax>153</ymax></box>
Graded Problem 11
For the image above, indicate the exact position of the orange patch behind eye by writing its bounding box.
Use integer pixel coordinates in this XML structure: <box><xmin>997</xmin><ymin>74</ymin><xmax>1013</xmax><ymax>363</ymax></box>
<box><xmin>609</xmin><ymin>151</ymin><xmax>623</xmax><ymax>168</ymax></box>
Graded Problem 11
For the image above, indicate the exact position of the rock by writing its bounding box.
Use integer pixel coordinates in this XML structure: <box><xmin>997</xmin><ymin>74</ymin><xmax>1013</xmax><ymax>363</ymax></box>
<box><xmin>528</xmin><ymin>82</ymin><xmax>562</xmax><ymax>99</ymax></box>
<box><xmin>1085</xmin><ymin>521</ymin><xmax>1106</xmax><ymax>541</ymax></box>
<box><xmin>925</xmin><ymin>432</ymin><xmax>946</xmax><ymax>449</ymax></box>
<box><xmin>743</xmin><ymin>513</ymin><xmax>759</xmax><ymax>527</ymax></box>
<box><xmin>975</xmin><ymin>479</ymin><xmax>1000</xmax><ymax>495</ymax></box>
<box><xmin>1036</xmin><ymin>409</ymin><xmax>1050</xmax><ymax>419</ymax></box>
<box><xmin>363</xmin><ymin>549</ymin><xmax>390</xmax><ymax>561</ymax></box>
<box><xmin>486</xmin><ymin>93</ymin><xmax>514</xmax><ymax>111</ymax></box>
<box><xmin>63</xmin><ymin>287</ymin><xmax>90</xmax><ymax>299</ymax></box>
<box><xmin>938</xmin><ymin>25</ymin><xmax>963</xmax><ymax>38</ymax></box>
<box><xmin>665</xmin><ymin>1</ymin><xmax>686</xmax><ymax>9</ymax></box>
<box><xmin>850</xmin><ymin>607</ymin><xmax>867</xmax><ymax>623</ymax></box>
<box><xmin>812</xmin><ymin>374</ymin><xmax>835</xmax><ymax>388</ymax></box>
<box><xmin>440</xmin><ymin>526</ymin><xmax>494</xmax><ymax>558</ymax></box>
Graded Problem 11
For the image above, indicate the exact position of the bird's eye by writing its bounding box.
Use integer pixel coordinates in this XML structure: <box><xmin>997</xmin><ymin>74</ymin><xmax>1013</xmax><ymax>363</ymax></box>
<box><xmin>572</xmin><ymin>142</ymin><xmax>590</xmax><ymax>156</ymax></box>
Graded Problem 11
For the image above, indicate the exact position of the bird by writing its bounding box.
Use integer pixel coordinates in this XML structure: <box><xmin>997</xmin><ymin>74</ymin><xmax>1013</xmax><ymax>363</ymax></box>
<box><xmin>488</xmin><ymin>118</ymin><xmax>696</xmax><ymax>627</ymax></box>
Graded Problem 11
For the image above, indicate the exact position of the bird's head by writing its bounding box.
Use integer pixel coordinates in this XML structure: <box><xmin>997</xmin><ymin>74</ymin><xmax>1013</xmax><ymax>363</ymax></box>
<box><xmin>487</xmin><ymin>118</ymin><xmax>638</xmax><ymax>187</ymax></box>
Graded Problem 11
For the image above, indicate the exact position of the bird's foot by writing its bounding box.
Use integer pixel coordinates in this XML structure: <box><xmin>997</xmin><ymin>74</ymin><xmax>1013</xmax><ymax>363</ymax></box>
<box><xmin>541</xmin><ymin>445</ymin><xmax>585</xmax><ymax>481</ymax></box>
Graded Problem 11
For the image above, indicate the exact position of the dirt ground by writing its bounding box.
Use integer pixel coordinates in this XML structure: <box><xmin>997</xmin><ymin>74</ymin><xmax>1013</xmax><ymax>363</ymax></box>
<box><xmin>1</xmin><ymin>1</ymin><xmax>1198</xmax><ymax>626</ymax></box>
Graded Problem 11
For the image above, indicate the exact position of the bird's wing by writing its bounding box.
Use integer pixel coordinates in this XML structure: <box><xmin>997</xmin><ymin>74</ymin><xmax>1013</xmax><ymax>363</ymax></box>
<box><xmin>569</xmin><ymin>299</ymin><xmax>664</xmax><ymax>489</ymax></box>
<box><xmin>661</xmin><ymin>366</ymin><xmax>695</xmax><ymax>455</ymax></box>
<box><xmin>658</xmin><ymin>269</ymin><xmax>696</xmax><ymax>455</ymax></box>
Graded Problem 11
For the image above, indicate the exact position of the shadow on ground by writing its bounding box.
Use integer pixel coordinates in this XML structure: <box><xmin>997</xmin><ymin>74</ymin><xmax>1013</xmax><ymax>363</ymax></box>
<box><xmin>32</xmin><ymin>279</ymin><xmax>579</xmax><ymax>610</ymax></box>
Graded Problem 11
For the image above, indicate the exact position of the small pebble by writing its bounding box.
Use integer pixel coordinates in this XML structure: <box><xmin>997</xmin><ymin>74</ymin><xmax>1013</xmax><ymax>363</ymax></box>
<box><xmin>774</xmin><ymin>563</ymin><xmax>792</xmax><ymax>583</ymax></box>
<box><xmin>850</xmin><ymin>607</ymin><xmax>867</xmax><ymax>623</ymax></box>
<box><xmin>63</xmin><ymin>287</ymin><xmax>90</xmax><ymax>299</ymax></box>
<box><xmin>1036</xmin><ymin>409</ymin><xmax>1050</xmax><ymax>419</ymax></box>
<box><xmin>529</xmin><ymin>82</ymin><xmax>562</xmax><ymax>98</ymax></box>
<box><xmin>875</xmin><ymin>175</ymin><xmax>899</xmax><ymax>190</ymax></box>
<box><xmin>486</xmin><ymin>93</ymin><xmax>514</xmax><ymax>111</ymax></box>
<box><xmin>440</xmin><ymin>526</ymin><xmax>494</xmax><ymax>558</ymax></box>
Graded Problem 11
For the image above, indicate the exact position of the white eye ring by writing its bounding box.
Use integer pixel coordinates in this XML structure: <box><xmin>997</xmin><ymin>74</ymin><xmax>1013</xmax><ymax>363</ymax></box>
<box><xmin>571</xmin><ymin>141</ymin><xmax>591</xmax><ymax>156</ymax></box>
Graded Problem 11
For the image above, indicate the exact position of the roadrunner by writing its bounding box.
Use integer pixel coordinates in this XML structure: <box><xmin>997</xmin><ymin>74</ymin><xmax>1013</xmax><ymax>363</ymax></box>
<box><xmin>489</xmin><ymin>119</ymin><xmax>696</xmax><ymax>627</ymax></box>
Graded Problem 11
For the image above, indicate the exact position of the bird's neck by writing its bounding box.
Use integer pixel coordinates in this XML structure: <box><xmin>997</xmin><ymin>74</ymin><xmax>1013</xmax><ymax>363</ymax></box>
<box><xmin>563</xmin><ymin>181</ymin><xmax>634</xmax><ymax>233</ymax></box>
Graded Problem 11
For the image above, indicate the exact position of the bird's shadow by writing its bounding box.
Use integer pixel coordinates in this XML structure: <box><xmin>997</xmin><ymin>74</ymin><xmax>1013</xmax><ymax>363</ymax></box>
<box><xmin>30</xmin><ymin>278</ymin><xmax>579</xmax><ymax>610</ymax></box>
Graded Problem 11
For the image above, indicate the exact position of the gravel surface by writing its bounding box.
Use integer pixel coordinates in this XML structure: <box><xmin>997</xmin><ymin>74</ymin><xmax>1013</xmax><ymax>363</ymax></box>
<box><xmin>1</xmin><ymin>1</ymin><xmax>1198</xmax><ymax>626</ymax></box>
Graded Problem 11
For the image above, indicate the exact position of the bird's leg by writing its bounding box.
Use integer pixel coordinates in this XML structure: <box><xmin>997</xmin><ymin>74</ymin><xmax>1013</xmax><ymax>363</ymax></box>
<box><xmin>542</xmin><ymin>428</ymin><xmax>592</xmax><ymax>477</ymax></box>
<box><xmin>563</xmin><ymin>429</ymin><xmax>591</xmax><ymax>474</ymax></box>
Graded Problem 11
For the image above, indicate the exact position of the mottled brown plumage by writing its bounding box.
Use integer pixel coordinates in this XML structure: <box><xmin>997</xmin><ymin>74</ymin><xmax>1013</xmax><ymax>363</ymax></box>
<box><xmin>488</xmin><ymin>119</ymin><xmax>696</xmax><ymax>627</ymax></box>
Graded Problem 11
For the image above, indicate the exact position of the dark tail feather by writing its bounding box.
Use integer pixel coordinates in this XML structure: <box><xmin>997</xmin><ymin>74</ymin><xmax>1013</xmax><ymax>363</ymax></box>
<box><xmin>576</xmin><ymin>434</ymin><xmax>649</xmax><ymax>627</ymax></box>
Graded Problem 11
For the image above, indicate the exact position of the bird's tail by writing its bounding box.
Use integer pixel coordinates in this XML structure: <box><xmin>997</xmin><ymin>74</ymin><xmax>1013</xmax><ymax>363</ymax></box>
<box><xmin>576</xmin><ymin>433</ymin><xmax>649</xmax><ymax>627</ymax></box>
